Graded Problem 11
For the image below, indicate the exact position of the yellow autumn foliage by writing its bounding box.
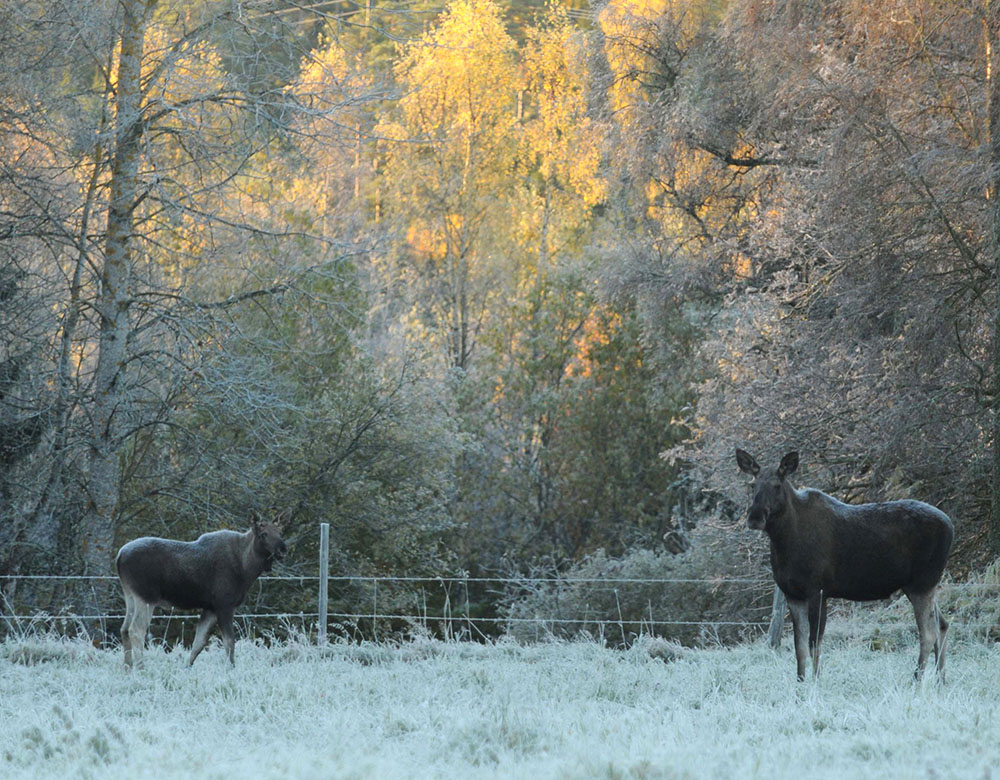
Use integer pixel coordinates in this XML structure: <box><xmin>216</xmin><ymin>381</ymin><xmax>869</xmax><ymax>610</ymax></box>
<box><xmin>291</xmin><ymin>35</ymin><xmax>350</xmax><ymax>111</ymax></box>
<box><xmin>523</xmin><ymin>3</ymin><xmax>606</xmax><ymax>211</ymax></box>
<box><xmin>600</xmin><ymin>0</ymin><xmax>724</xmax><ymax>115</ymax></box>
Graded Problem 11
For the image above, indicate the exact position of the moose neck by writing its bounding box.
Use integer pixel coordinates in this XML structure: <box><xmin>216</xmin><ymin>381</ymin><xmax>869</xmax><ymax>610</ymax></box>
<box><xmin>240</xmin><ymin>530</ymin><xmax>267</xmax><ymax>581</ymax></box>
<box><xmin>763</xmin><ymin>481</ymin><xmax>802</xmax><ymax>550</ymax></box>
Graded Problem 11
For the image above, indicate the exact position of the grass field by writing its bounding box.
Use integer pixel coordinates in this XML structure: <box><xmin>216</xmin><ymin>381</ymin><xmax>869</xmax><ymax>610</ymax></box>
<box><xmin>1</xmin><ymin>632</ymin><xmax>998</xmax><ymax>779</ymax></box>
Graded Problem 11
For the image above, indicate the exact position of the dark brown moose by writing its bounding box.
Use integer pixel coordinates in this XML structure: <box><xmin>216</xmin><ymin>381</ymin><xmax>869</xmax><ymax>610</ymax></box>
<box><xmin>116</xmin><ymin>515</ymin><xmax>287</xmax><ymax>667</ymax></box>
<box><xmin>736</xmin><ymin>449</ymin><xmax>953</xmax><ymax>681</ymax></box>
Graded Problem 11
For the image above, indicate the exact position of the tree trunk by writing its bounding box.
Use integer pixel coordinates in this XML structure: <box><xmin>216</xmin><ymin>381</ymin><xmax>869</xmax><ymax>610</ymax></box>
<box><xmin>988</xmin><ymin>2</ymin><xmax>1000</xmax><ymax>555</ymax></box>
<box><xmin>82</xmin><ymin>0</ymin><xmax>153</xmax><ymax>623</ymax></box>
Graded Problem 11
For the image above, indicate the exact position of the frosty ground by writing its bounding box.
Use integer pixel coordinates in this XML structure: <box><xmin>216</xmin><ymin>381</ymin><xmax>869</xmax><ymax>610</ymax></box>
<box><xmin>1</xmin><ymin>633</ymin><xmax>997</xmax><ymax>780</ymax></box>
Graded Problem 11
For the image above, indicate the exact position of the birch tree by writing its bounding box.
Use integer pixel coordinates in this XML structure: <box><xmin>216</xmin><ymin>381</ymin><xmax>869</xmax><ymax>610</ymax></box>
<box><xmin>0</xmin><ymin>0</ymin><xmax>376</xmax><ymax>602</ymax></box>
<box><xmin>377</xmin><ymin>0</ymin><xmax>521</xmax><ymax>371</ymax></box>
<box><xmin>81</xmin><ymin>0</ymin><xmax>153</xmax><ymax>587</ymax></box>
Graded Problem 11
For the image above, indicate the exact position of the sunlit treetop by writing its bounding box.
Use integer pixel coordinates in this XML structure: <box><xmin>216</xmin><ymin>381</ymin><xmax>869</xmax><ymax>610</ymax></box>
<box><xmin>393</xmin><ymin>0</ymin><xmax>519</xmax><ymax>142</ymax></box>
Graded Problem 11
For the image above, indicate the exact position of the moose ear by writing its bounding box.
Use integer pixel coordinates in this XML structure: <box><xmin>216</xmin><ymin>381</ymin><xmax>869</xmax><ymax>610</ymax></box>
<box><xmin>778</xmin><ymin>451</ymin><xmax>799</xmax><ymax>478</ymax></box>
<box><xmin>248</xmin><ymin>510</ymin><xmax>262</xmax><ymax>534</ymax></box>
<box><xmin>735</xmin><ymin>448</ymin><xmax>760</xmax><ymax>476</ymax></box>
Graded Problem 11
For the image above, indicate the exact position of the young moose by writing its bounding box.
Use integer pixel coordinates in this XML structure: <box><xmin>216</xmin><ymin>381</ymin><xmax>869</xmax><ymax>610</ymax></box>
<box><xmin>116</xmin><ymin>515</ymin><xmax>287</xmax><ymax>667</ymax></box>
<box><xmin>736</xmin><ymin>449</ymin><xmax>953</xmax><ymax>681</ymax></box>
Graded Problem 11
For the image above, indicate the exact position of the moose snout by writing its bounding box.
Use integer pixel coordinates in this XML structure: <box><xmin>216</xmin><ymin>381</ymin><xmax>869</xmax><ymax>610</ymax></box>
<box><xmin>747</xmin><ymin>507</ymin><xmax>767</xmax><ymax>530</ymax></box>
<box><xmin>274</xmin><ymin>540</ymin><xmax>287</xmax><ymax>560</ymax></box>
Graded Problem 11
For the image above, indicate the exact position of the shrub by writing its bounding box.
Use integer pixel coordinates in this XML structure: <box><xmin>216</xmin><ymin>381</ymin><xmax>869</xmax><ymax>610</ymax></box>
<box><xmin>500</xmin><ymin>520</ymin><xmax>772</xmax><ymax>647</ymax></box>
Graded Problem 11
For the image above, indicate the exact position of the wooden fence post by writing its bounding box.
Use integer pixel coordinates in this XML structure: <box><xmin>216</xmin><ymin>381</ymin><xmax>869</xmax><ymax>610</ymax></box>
<box><xmin>768</xmin><ymin>584</ymin><xmax>786</xmax><ymax>649</ymax></box>
<box><xmin>318</xmin><ymin>522</ymin><xmax>329</xmax><ymax>645</ymax></box>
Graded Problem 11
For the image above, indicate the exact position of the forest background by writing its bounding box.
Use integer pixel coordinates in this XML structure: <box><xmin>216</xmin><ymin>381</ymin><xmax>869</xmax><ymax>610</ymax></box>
<box><xmin>3</xmin><ymin>0</ymin><xmax>1000</xmax><ymax>638</ymax></box>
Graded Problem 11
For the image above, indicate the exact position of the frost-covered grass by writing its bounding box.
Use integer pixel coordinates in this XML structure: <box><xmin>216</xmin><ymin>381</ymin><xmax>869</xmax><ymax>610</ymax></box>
<box><xmin>1</xmin><ymin>632</ymin><xmax>998</xmax><ymax>779</ymax></box>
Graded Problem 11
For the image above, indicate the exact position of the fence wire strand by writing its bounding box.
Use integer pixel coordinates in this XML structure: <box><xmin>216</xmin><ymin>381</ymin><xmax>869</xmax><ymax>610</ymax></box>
<box><xmin>4</xmin><ymin>574</ymin><xmax>997</xmax><ymax>586</ymax></box>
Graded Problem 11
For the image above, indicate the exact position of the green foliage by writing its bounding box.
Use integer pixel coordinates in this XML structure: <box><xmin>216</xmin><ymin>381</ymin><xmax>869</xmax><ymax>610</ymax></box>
<box><xmin>451</xmin><ymin>292</ymin><xmax>688</xmax><ymax>570</ymax></box>
<box><xmin>119</xmin><ymin>262</ymin><xmax>460</xmax><ymax>583</ymax></box>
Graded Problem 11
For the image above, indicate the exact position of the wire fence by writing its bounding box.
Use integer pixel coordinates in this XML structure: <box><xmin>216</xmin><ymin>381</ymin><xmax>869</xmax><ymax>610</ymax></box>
<box><xmin>1</xmin><ymin>572</ymin><xmax>998</xmax><ymax>644</ymax></box>
<box><xmin>0</xmin><ymin>572</ymin><xmax>771</xmax><ymax>619</ymax></box>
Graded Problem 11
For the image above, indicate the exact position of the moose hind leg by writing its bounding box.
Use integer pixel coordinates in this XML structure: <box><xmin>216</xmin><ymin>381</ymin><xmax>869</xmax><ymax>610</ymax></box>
<box><xmin>906</xmin><ymin>588</ymin><xmax>938</xmax><ymax>679</ymax></box>
<box><xmin>189</xmin><ymin>611</ymin><xmax>218</xmax><ymax>666</ymax></box>
<box><xmin>120</xmin><ymin>589</ymin><xmax>136</xmax><ymax>667</ymax></box>
<box><xmin>787</xmin><ymin>598</ymin><xmax>810</xmax><ymax>682</ymax></box>
<box><xmin>935</xmin><ymin>602</ymin><xmax>949</xmax><ymax>682</ymax></box>
<box><xmin>126</xmin><ymin>600</ymin><xmax>154</xmax><ymax>667</ymax></box>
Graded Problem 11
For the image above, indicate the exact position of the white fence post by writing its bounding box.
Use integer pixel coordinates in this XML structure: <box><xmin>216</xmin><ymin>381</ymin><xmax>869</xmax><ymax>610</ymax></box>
<box><xmin>318</xmin><ymin>522</ymin><xmax>329</xmax><ymax>645</ymax></box>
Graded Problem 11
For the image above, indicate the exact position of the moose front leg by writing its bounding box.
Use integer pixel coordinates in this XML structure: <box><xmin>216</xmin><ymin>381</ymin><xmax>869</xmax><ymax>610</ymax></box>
<box><xmin>217</xmin><ymin>609</ymin><xmax>236</xmax><ymax>666</ymax></box>
<box><xmin>807</xmin><ymin>590</ymin><xmax>826</xmax><ymax>678</ymax></box>
<box><xmin>189</xmin><ymin>611</ymin><xmax>218</xmax><ymax>666</ymax></box>
<box><xmin>786</xmin><ymin>597</ymin><xmax>810</xmax><ymax>681</ymax></box>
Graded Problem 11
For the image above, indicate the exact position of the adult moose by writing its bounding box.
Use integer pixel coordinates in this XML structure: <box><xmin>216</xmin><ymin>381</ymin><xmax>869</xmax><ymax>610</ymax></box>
<box><xmin>116</xmin><ymin>514</ymin><xmax>287</xmax><ymax>667</ymax></box>
<box><xmin>735</xmin><ymin>448</ymin><xmax>953</xmax><ymax>682</ymax></box>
